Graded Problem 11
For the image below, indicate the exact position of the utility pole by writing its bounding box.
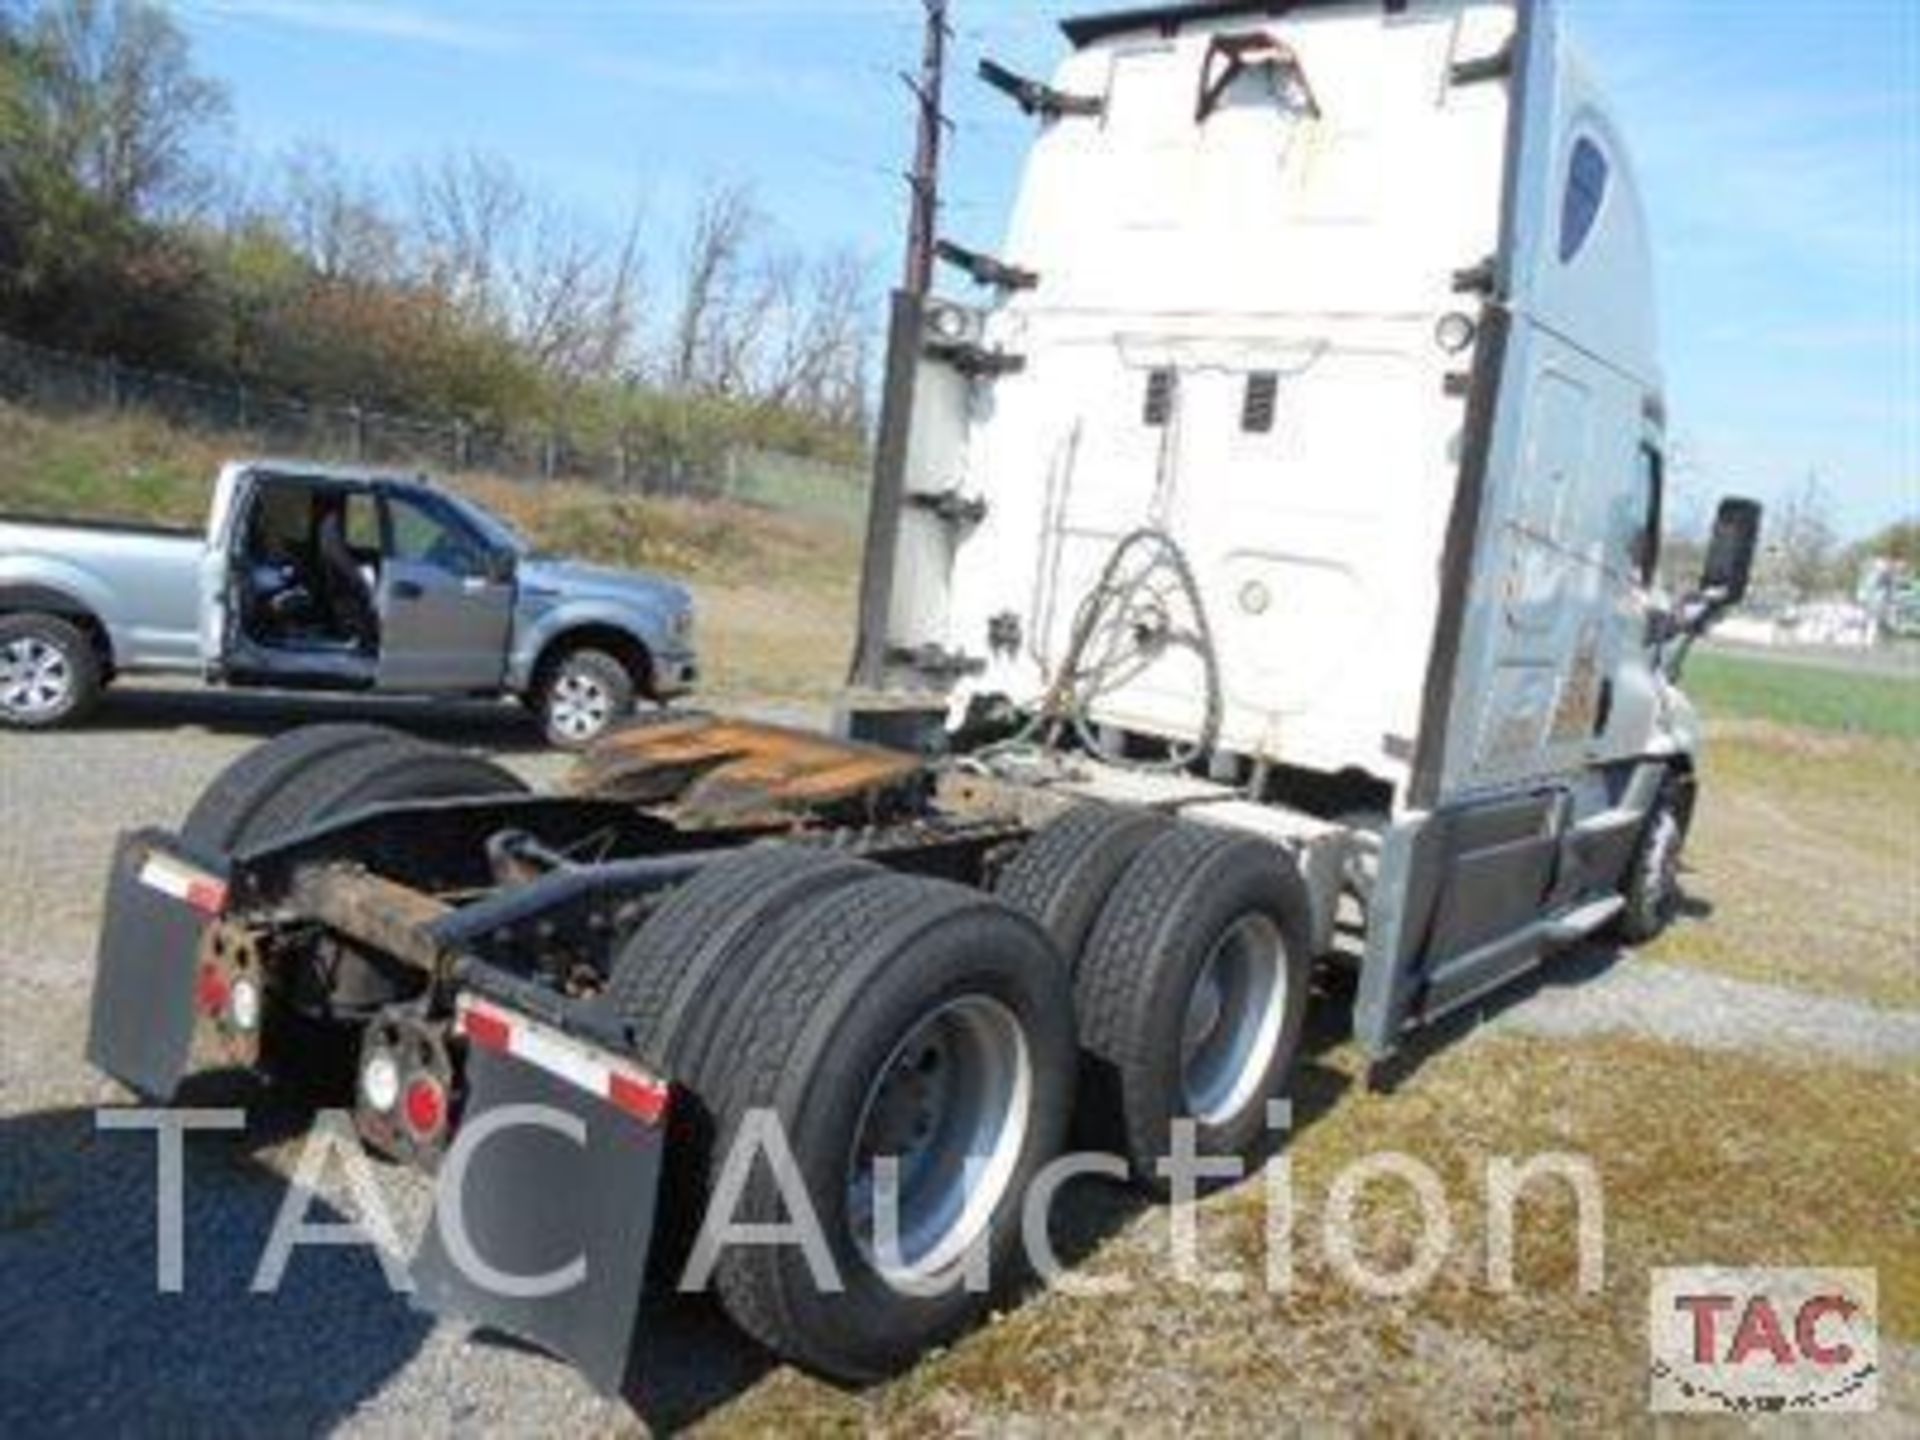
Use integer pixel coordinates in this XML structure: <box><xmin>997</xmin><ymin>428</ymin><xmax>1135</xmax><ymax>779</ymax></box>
<box><xmin>902</xmin><ymin>0</ymin><xmax>952</xmax><ymax>297</ymax></box>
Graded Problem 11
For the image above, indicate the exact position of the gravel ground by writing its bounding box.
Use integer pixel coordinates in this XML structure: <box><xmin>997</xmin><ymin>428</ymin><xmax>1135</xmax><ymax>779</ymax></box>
<box><xmin>3</xmin><ymin>683</ymin><xmax>1913</xmax><ymax>1434</ymax></box>
<box><xmin>1490</xmin><ymin>953</ymin><xmax>1920</xmax><ymax>1068</ymax></box>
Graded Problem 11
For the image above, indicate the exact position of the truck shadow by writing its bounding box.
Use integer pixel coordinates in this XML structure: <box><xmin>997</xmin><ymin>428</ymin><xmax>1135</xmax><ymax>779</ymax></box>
<box><xmin>0</xmin><ymin>1080</ymin><xmax>777</xmax><ymax>1433</ymax></box>
<box><xmin>1020</xmin><ymin>983</ymin><xmax>1356</xmax><ymax>1302</ymax></box>
<box><xmin>2</xmin><ymin>1061</ymin><xmax>1361</xmax><ymax>1434</ymax></box>
<box><xmin>0</xmin><ymin>1083</ymin><xmax>433</xmax><ymax>1435</ymax></box>
<box><xmin>1356</xmin><ymin>922</ymin><xmax>1688</xmax><ymax>1094</ymax></box>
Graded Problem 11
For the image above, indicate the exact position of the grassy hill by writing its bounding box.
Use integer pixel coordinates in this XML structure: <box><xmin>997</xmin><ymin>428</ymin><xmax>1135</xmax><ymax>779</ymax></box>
<box><xmin>0</xmin><ymin>401</ymin><xmax>861</xmax><ymax>701</ymax></box>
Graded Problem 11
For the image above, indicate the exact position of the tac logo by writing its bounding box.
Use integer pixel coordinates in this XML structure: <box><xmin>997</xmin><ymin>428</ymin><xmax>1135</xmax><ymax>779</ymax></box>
<box><xmin>1649</xmin><ymin>1268</ymin><xmax>1879</xmax><ymax>1414</ymax></box>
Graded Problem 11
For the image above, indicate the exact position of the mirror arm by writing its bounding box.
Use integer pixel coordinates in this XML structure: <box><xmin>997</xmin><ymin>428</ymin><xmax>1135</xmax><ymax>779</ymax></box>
<box><xmin>1661</xmin><ymin>587</ymin><xmax>1732</xmax><ymax>680</ymax></box>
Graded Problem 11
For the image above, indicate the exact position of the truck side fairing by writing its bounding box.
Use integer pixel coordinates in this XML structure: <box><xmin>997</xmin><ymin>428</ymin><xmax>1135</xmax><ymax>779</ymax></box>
<box><xmin>1415</xmin><ymin>10</ymin><xmax>1668</xmax><ymax>805</ymax></box>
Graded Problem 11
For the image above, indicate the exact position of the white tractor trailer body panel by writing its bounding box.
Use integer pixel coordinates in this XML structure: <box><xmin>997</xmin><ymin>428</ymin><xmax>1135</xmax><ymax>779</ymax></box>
<box><xmin>901</xmin><ymin>0</ymin><xmax>1672</xmax><ymax>810</ymax></box>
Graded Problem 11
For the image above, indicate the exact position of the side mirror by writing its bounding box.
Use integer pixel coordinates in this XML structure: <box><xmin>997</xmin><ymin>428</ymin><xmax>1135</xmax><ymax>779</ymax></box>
<box><xmin>485</xmin><ymin>548</ymin><xmax>517</xmax><ymax>585</ymax></box>
<box><xmin>1700</xmin><ymin>497</ymin><xmax>1761</xmax><ymax>604</ymax></box>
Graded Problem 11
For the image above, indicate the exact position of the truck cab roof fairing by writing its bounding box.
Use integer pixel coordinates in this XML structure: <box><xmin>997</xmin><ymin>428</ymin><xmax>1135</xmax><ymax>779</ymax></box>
<box><xmin>1062</xmin><ymin>0</ymin><xmax>1406</xmax><ymax>49</ymax></box>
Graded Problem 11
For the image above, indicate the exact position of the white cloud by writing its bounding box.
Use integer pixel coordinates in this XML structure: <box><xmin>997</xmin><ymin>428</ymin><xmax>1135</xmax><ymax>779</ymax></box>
<box><xmin>194</xmin><ymin>1</ymin><xmax>514</xmax><ymax>54</ymax></box>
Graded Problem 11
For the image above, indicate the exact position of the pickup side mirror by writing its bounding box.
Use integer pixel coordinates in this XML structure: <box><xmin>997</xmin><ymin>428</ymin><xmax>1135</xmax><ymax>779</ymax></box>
<box><xmin>1699</xmin><ymin>497</ymin><xmax>1762</xmax><ymax>604</ymax></box>
<box><xmin>484</xmin><ymin>548</ymin><xmax>517</xmax><ymax>585</ymax></box>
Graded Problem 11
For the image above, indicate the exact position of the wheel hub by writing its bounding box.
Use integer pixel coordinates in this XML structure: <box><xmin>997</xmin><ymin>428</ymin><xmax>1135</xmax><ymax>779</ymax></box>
<box><xmin>0</xmin><ymin>637</ymin><xmax>73</xmax><ymax>718</ymax></box>
<box><xmin>549</xmin><ymin>672</ymin><xmax>611</xmax><ymax>739</ymax></box>
<box><xmin>846</xmin><ymin>995</ymin><xmax>1032</xmax><ymax>1285</ymax></box>
<box><xmin>1180</xmin><ymin>912</ymin><xmax>1289</xmax><ymax>1126</ymax></box>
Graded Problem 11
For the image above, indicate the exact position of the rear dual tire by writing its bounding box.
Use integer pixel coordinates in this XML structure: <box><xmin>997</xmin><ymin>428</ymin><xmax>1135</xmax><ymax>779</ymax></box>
<box><xmin>992</xmin><ymin>803</ymin><xmax>1169</xmax><ymax>958</ymax></box>
<box><xmin>180</xmin><ymin>725</ymin><xmax>528</xmax><ymax>1100</ymax></box>
<box><xmin>184</xmin><ymin>723</ymin><xmax>527</xmax><ymax>855</ymax></box>
<box><xmin>607</xmin><ymin>852</ymin><xmax>1075</xmax><ymax>1382</ymax></box>
<box><xmin>999</xmin><ymin>810</ymin><xmax>1312</xmax><ymax>1194</ymax></box>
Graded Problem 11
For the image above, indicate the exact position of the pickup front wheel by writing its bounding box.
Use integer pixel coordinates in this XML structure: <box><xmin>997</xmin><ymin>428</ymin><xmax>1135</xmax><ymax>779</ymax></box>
<box><xmin>534</xmin><ymin>647</ymin><xmax>638</xmax><ymax>748</ymax></box>
<box><xmin>0</xmin><ymin>612</ymin><xmax>103</xmax><ymax>730</ymax></box>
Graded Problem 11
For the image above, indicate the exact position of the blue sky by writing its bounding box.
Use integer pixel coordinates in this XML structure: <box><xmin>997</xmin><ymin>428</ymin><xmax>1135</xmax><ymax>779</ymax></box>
<box><xmin>174</xmin><ymin>0</ymin><xmax>1917</xmax><ymax>539</ymax></box>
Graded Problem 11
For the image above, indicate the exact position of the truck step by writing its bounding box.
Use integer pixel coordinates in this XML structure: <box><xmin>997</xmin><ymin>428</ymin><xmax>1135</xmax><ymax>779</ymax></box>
<box><xmin>1544</xmin><ymin>894</ymin><xmax>1626</xmax><ymax>943</ymax></box>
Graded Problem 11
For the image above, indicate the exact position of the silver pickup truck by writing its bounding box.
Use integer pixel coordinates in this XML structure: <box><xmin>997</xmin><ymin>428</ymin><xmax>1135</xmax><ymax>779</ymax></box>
<box><xmin>0</xmin><ymin>459</ymin><xmax>697</xmax><ymax>746</ymax></box>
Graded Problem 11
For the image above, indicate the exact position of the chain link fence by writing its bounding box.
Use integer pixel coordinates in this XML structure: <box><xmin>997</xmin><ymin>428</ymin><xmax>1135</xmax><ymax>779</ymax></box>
<box><xmin>0</xmin><ymin>332</ymin><xmax>870</xmax><ymax>527</ymax></box>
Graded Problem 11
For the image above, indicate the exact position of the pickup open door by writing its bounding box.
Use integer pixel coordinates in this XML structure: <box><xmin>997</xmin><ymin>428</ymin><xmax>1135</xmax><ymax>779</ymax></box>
<box><xmin>375</xmin><ymin>486</ymin><xmax>514</xmax><ymax>692</ymax></box>
<box><xmin>197</xmin><ymin>463</ymin><xmax>253</xmax><ymax>673</ymax></box>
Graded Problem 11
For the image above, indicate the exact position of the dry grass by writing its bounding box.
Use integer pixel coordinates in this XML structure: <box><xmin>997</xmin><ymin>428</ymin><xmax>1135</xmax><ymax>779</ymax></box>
<box><xmin>698</xmin><ymin>1031</ymin><xmax>1919</xmax><ymax>1434</ymax></box>
<box><xmin>1649</xmin><ymin>719</ymin><xmax>1920</xmax><ymax>1008</ymax></box>
<box><xmin>0</xmin><ymin>402</ymin><xmax>225</xmax><ymax>524</ymax></box>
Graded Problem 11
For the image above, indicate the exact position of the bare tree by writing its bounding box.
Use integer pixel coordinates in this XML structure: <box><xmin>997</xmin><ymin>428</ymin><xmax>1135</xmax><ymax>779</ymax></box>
<box><xmin>407</xmin><ymin>149</ymin><xmax>527</xmax><ymax>323</ymax></box>
<box><xmin>1772</xmin><ymin>474</ymin><xmax>1840</xmax><ymax>600</ymax></box>
<box><xmin>669</xmin><ymin>180</ymin><xmax>762</xmax><ymax>392</ymax></box>
<box><xmin>22</xmin><ymin>0</ymin><xmax>228</xmax><ymax>219</ymax></box>
<box><xmin>770</xmin><ymin>248</ymin><xmax>872</xmax><ymax>427</ymax></box>
<box><xmin>510</xmin><ymin>195</ymin><xmax>645</xmax><ymax>385</ymax></box>
<box><xmin>280</xmin><ymin>144</ymin><xmax>398</xmax><ymax>284</ymax></box>
<box><xmin>406</xmin><ymin>148</ymin><xmax>644</xmax><ymax>389</ymax></box>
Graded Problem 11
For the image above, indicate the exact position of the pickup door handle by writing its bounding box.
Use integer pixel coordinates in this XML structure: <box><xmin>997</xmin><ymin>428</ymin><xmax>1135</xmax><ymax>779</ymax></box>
<box><xmin>392</xmin><ymin>580</ymin><xmax>424</xmax><ymax>601</ymax></box>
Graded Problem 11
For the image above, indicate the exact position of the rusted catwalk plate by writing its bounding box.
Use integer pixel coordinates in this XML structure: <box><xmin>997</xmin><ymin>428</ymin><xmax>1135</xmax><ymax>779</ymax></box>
<box><xmin>566</xmin><ymin>714</ymin><xmax>922</xmax><ymax>827</ymax></box>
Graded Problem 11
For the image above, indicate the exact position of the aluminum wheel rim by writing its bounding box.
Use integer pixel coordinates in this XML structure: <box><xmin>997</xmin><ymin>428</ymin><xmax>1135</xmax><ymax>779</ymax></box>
<box><xmin>0</xmin><ymin>637</ymin><xmax>74</xmax><ymax>719</ymax></box>
<box><xmin>846</xmin><ymin>994</ymin><xmax>1032</xmax><ymax>1285</ymax></box>
<box><xmin>549</xmin><ymin>671</ymin><xmax>612</xmax><ymax>740</ymax></box>
<box><xmin>1180</xmin><ymin>913</ymin><xmax>1288</xmax><ymax>1126</ymax></box>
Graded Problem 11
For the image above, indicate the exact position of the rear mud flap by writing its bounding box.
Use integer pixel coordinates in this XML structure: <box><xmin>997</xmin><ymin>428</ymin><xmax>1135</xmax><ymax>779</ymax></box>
<box><xmin>84</xmin><ymin>830</ymin><xmax>224</xmax><ymax>1100</ymax></box>
<box><xmin>410</xmin><ymin>1029</ymin><xmax>666</xmax><ymax>1396</ymax></box>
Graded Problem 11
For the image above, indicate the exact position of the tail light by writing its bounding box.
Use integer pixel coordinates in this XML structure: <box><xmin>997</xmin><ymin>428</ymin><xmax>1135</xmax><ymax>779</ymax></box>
<box><xmin>195</xmin><ymin>962</ymin><xmax>231</xmax><ymax>1019</ymax></box>
<box><xmin>355</xmin><ymin>1017</ymin><xmax>455</xmax><ymax>1164</ymax></box>
<box><xmin>403</xmin><ymin>1074</ymin><xmax>448</xmax><ymax>1140</ymax></box>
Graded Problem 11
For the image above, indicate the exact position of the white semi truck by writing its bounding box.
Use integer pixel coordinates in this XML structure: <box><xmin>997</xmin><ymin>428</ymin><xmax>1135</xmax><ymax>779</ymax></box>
<box><xmin>84</xmin><ymin>0</ymin><xmax>1757</xmax><ymax>1395</ymax></box>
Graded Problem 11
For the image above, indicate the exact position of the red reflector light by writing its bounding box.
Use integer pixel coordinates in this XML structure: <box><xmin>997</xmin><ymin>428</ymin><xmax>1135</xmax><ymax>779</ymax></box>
<box><xmin>195</xmin><ymin>962</ymin><xmax>230</xmax><ymax>1018</ymax></box>
<box><xmin>404</xmin><ymin>1076</ymin><xmax>447</xmax><ymax>1137</ymax></box>
<box><xmin>463</xmin><ymin>1005</ymin><xmax>511</xmax><ymax>1054</ymax></box>
<box><xmin>608</xmin><ymin>1070</ymin><xmax>670</xmax><ymax>1126</ymax></box>
<box><xmin>184</xmin><ymin>878</ymin><xmax>228</xmax><ymax>916</ymax></box>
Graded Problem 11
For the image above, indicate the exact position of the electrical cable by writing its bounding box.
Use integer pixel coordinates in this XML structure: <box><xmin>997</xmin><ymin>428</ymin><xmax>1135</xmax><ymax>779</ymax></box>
<box><xmin>986</xmin><ymin>526</ymin><xmax>1223</xmax><ymax>774</ymax></box>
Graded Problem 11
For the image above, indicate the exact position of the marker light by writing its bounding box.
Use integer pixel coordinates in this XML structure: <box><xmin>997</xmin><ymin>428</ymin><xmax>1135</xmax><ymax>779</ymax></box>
<box><xmin>1435</xmin><ymin>311</ymin><xmax>1478</xmax><ymax>354</ymax></box>
<box><xmin>227</xmin><ymin>975</ymin><xmax>262</xmax><ymax>1033</ymax></box>
<box><xmin>360</xmin><ymin>1052</ymin><xmax>401</xmax><ymax>1114</ymax></box>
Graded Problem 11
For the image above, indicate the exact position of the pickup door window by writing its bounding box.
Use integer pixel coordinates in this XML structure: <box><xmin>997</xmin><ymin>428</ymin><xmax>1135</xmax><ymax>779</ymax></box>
<box><xmin>375</xmin><ymin>489</ymin><xmax>514</xmax><ymax>692</ymax></box>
